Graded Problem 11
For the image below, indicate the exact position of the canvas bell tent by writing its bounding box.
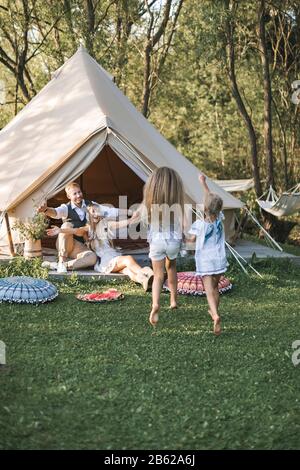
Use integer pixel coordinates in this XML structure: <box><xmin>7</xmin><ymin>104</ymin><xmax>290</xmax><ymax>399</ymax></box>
<box><xmin>0</xmin><ymin>46</ymin><xmax>243</xmax><ymax>254</ymax></box>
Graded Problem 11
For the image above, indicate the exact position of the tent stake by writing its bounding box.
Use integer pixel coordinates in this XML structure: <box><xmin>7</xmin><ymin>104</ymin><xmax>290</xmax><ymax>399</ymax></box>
<box><xmin>4</xmin><ymin>213</ymin><xmax>16</xmax><ymax>257</ymax></box>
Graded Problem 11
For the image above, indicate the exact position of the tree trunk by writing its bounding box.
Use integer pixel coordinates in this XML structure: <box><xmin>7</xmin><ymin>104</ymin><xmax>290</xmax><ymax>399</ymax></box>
<box><xmin>141</xmin><ymin>0</ymin><xmax>172</xmax><ymax>117</ymax></box>
<box><xmin>258</xmin><ymin>0</ymin><xmax>275</xmax><ymax>189</ymax></box>
<box><xmin>142</xmin><ymin>43</ymin><xmax>152</xmax><ymax>117</ymax></box>
<box><xmin>224</xmin><ymin>2</ymin><xmax>262</xmax><ymax>197</ymax></box>
<box><xmin>85</xmin><ymin>0</ymin><xmax>95</xmax><ymax>57</ymax></box>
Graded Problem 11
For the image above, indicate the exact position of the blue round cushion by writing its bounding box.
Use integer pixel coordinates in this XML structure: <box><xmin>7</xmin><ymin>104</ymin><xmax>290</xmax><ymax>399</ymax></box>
<box><xmin>0</xmin><ymin>276</ymin><xmax>58</xmax><ymax>304</ymax></box>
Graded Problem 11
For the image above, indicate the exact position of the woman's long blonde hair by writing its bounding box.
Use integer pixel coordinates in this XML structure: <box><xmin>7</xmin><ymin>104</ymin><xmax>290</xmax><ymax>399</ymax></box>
<box><xmin>142</xmin><ymin>167</ymin><xmax>185</xmax><ymax>227</ymax></box>
<box><xmin>87</xmin><ymin>203</ymin><xmax>114</xmax><ymax>248</ymax></box>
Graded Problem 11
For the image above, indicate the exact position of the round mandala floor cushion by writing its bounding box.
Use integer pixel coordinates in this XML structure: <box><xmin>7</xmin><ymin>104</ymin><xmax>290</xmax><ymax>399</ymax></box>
<box><xmin>164</xmin><ymin>272</ymin><xmax>232</xmax><ymax>296</ymax></box>
<box><xmin>0</xmin><ymin>276</ymin><xmax>58</xmax><ymax>304</ymax></box>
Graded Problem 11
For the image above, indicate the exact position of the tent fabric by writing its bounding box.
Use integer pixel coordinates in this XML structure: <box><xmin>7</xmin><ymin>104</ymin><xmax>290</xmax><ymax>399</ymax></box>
<box><xmin>214</xmin><ymin>179</ymin><xmax>254</xmax><ymax>192</ymax></box>
<box><xmin>0</xmin><ymin>46</ymin><xmax>244</xmax><ymax>249</ymax></box>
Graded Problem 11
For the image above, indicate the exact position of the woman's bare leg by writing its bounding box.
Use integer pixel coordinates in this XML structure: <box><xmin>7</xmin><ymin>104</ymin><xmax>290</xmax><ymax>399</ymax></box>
<box><xmin>165</xmin><ymin>257</ymin><xmax>178</xmax><ymax>309</ymax></box>
<box><xmin>149</xmin><ymin>259</ymin><xmax>165</xmax><ymax>325</ymax></box>
<box><xmin>112</xmin><ymin>255</ymin><xmax>142</xmax><ymax>275</ymax></box>
<box><xmin>112</xmin><ymin>256</ymin><xmax>153</xmax><ymax>290</ymax></box>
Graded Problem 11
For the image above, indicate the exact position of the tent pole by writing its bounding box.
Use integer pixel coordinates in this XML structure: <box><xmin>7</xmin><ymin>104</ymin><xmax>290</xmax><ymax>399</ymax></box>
<box><xmin>226</xmin><ymin>242</ymin><xmax>263</xmax><ymax>278</ymax></box>
<box><xmin>4</xmin><ymin>213</ymin><xmax>16</xmax><ymax>257</ymax></box>
<box><xmin>245</xmin><ymin>208</ymin><xmax>283</xmax><ymax>252</ymax></box>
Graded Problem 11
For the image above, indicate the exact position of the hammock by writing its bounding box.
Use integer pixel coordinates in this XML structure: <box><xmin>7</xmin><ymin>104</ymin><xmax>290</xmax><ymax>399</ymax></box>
<box><xmin>257</xmin><ymin>184</ymin><xmax>300</xmax><ymax>217</ymax></box>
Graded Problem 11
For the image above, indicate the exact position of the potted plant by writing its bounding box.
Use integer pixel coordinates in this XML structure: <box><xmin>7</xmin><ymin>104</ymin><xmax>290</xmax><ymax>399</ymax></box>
<box><xmin>13</xmin><ymin>213</ymin><xmax>49</xmax><ymax>259</ymax></box>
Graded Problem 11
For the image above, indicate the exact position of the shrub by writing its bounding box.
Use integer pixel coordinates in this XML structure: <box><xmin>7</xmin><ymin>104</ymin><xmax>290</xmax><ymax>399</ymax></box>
<box><xmin>0</xmin><ymin>256</ymin><xmax>48</xmax><ymax>279</ymax></box>
<box><xmin>12</xmin><ymin>213</ymin><xmax>49</xmax><ymax>241</ymax></box>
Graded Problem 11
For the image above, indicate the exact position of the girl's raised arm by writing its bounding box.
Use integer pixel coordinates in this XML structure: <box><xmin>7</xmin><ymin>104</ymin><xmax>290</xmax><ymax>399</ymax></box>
<box><xmin>198</xmin><ymin>174</ymin><xmax>210</xmax><ymax>195</ymax></box>
<box><xmin>107</xmin><ymin>209</ymin><xmax>142</xmax><ymax>230</ymax></box>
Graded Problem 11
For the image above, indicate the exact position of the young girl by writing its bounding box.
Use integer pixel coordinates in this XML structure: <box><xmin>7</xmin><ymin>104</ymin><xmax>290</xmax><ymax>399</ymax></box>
<box><xmin>126</xmin><ymin>167</ymin><xmax>185</xmax><ymax>326</ymax></box>
<box><xmin>187</xmin><ymin>174</ymin><xmax>228</xmax><ymax>336</ymax></box>
<box><xmin>46</xmin><ymin>203</ymin><xmax>154</xmax><ymax>291</ymax></box>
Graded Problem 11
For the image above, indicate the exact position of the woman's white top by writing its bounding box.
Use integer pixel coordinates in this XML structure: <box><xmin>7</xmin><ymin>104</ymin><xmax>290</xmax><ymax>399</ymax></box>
<box><xmin>88</xmin><ymin>221</ymin><xmax>119</xmax><ymax>274</ymax></box>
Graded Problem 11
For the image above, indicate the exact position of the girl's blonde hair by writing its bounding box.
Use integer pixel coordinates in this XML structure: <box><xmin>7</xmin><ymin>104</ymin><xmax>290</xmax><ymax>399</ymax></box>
<box><xmin>143</xmin><ymin>167</ymin><xmax>185</xmax><ymax>218</ymax></box>
<box><xmin>205</xmin><ymin>193</ymin><xmax>223</xmax><ymax>218</ymax></box>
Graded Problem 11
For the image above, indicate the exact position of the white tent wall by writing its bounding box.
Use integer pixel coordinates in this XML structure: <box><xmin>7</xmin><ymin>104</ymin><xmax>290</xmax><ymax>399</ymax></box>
<box><xmin>0</xmin><ymin>133</ymin><xmax>104</xmax><ymax>250</ymax></box>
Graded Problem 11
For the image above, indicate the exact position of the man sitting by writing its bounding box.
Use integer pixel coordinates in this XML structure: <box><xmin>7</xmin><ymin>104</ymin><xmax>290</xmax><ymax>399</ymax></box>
<box><xmin>38</xmin><ymin>182</ymin><xmax>122</xmax><ymax>273</ymax></box>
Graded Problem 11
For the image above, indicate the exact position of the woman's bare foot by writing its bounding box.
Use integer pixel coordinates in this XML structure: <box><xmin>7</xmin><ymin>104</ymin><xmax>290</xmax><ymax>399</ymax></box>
<box><xmin>140</xmin><ymin>268</ymin><xmax>154</xmax><ymax>292</ymax></box>
<box><xmin>208</xmin><ymin>309</ymin><xmax>221</xmax><ymax>336</ymax></box>
<box><xmin>149</xmin><ymin>305</ymin><xmax>160</xmax><ymax>326</ymax></box>
<box><xmin>170</xmin><ymin>302</ymin><xmax>178</xmax><ymax>309</ymax></box>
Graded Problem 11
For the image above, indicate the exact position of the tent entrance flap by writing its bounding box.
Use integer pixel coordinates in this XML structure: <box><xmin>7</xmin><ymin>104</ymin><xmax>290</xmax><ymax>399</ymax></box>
<box><xmin>47</xmin><ymin>145</ymin><xmax>145</xmax><ymax>211</ymax></box>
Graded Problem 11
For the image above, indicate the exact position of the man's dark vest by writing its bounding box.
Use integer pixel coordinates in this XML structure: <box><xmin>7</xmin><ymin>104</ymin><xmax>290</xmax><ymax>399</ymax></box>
<box><xmin>66</xmin><ymin>200</ymin><xmax>91</xmax><ymax>244</ymax></box>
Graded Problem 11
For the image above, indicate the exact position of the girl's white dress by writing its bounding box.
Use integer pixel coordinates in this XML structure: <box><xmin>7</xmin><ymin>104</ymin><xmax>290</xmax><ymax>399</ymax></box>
<box><xmin>189</xmin><ymin>213</ymin><xmax>228</xmax><ymax>276</ymax></box>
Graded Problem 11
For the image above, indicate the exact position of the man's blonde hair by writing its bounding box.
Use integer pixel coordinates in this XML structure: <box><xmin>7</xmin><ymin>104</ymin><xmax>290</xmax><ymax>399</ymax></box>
<box><xmin>65</xmin><ymin>181</ymin><xmax>81</xmax><ymax>195</ymax></box>
<box><xmin>205</xmin><ymin>193</ymin><xmax>223</xmax><ymax>218</ymax></box>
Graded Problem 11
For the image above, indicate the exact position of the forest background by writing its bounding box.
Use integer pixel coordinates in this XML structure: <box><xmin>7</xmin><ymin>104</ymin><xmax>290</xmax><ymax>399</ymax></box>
<box><xmin>0</xmin><ymin>0</ymin><xmax>299</xmax><ymax>238</ymax></box>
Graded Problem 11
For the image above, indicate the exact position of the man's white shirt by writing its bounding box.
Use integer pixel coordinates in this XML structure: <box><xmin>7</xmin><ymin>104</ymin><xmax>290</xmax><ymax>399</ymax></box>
<box><xmin>54</xmin><ymin>201</ymin><xmax>119</xmax><ymax>221</ymax></box>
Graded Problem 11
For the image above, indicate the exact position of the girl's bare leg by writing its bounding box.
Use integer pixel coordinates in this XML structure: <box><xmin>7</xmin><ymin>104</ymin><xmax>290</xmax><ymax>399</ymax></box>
<box><xmin>149</xmin><ymin>259</ymin><xmax>165</xmax><ymax>325</ymax></box>
<box><xmin>202</xmin><ymin>275</ymin><xmax>221</xmax><ymax>335</ymax></box>
<box><xmin>212</xmin><ymin>274</ymin><xmax>221</xmax><ymax>311</ymax></box>
<box><xmin>165</xmin><ymin>257</ymin><xmax>178</xmax><ymax>309</ymax></box>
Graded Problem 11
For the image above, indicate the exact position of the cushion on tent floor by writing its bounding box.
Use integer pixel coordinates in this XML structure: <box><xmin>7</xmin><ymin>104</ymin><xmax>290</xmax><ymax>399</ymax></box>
<box><xmin>0</xmin><ymin>276</ymin><xmax>58</xmax><ymax>304</ymax></box>
<box><xmin>164</xmin><ymin>272</ymin><xmax>232</xmax><ymax>296</ymax></box>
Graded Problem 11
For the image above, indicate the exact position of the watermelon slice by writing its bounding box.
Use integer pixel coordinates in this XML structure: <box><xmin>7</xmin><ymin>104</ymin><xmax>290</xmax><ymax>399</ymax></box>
<box><xmin>76</xmin><ymin>288</ymin><xmax>124</xmax><ymax>302</ymax></box>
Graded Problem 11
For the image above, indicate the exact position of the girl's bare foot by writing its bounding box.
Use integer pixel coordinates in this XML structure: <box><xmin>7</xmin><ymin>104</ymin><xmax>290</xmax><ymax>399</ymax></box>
<box><xmin>170</xmin><ymin>302</ymin><xmax>178</xmax><ymax>309</ymax></box>
<box><xmin>149</xmin><ymin>305</ymin><xmax>160</xmax><ymax>326</ymax></box>
<box><xmin>213</xmin><ymin>317</ymin><xmax>221</xmax><ymax>336</ymax></box>
<box><xmin>208</xmin><ymin>309</ymin><xmax>221</xmax><ymax>336</ymax></box>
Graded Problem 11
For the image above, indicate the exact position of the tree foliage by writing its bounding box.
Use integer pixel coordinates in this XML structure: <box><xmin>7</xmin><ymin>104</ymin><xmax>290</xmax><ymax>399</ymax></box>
<box><xmin>0</xmin><ymin>0</ymin><xmax>299</xmax><ymax>194</ymax></box>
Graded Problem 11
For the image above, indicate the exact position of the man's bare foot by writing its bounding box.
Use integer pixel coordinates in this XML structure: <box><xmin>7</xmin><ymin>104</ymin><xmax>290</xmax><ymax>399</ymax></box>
<box><xmin>149</xmin><ymin>305</ymin><xmax>159</xmax><ymax>326</ymax></box>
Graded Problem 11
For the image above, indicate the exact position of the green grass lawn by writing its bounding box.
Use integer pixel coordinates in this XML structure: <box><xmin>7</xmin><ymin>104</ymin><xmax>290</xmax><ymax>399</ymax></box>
<box><xmin>0</xmin><ymin>259</ymin><xmax>300</xmax><ymax>450</ymax></box>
